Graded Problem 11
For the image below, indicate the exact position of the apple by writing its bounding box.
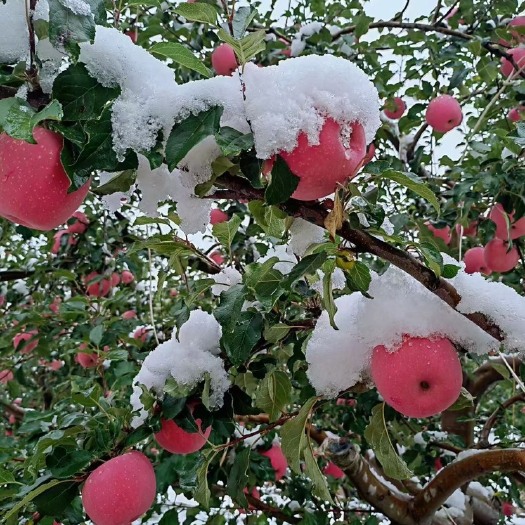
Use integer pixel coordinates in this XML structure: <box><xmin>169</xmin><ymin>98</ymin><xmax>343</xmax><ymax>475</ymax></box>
<box><xmin>76</xmin><ymin>352</ymin><xmax>99</xmax><ymax>369</ymax></box>
<box><xmin>169</xmin><ymin>288</ymin><xmax>179</xmax><ymax>298</ymax></box>
<box><xmin>122</xmin><ymin>310</ymin><xmax>136</xmax><ymax>320</ymax></box>
<box><xmin>434</xmin><ymin>458</ymin><xmax>443</xmax><ymax>471</ymax></box>
<box><xmin>455</xmin><ymin>221</ymin><xmax>477</xmax><ymax>238</ymax></box>
<box><xmin>370</xmin><ymin>336</ymin><xmax>463</xmax><ymax>418</ymax></box>
<box><xmin>362</xmin><ymin>142</ymin><xmax>376</xmax><ymax>165</ymax></box>
<box><xmin>13</xmin><ymin>330</ymin><xmax>39</xmax><ymax>354</ymax></box>
<box><xmin>209</xmin><ymin>251</ymin><xmax>225</xmax><ymax>265</ymax></box>
<box><xmin>121</xmin><ymin>270</ymin><xmax>135</xmax><ymax>284</ymax></box>
<box><xmin>426</xmin><ymin>222</ymin><xmax>452</xmax><ymax>244</ymax></box>
<box><xmin>384</xmin><ymin>97</ymin><xmax>406</xmax><ymax>119</ymax></box>
<box><xmin>0</xmin><ymin>127</ymin><xmax>91</xmax><ymax>230</ymax></box>
<box><xmin>211</xmin><ymin>44</ymin><xmax>238</xmax><ymax>76</ymax></box>
<box><xmin>51</xmin><ymin>229</ymin><xmax>69</xmax><ymax>254</ymax></box>
<box><xmin>84</xmin><ymin>272</ymin><xmax>112</xmax><ymax>298</ymax></box>
<box><xmin>323</xmin><ymin>461</ymin><xmax>345</xmax><ymax>479</ymax></box>
<box><xmin>508</xmin><ymin>107</ymin><xmax>525</xmax><ymax>122</ymax></box>
<box><xmin>489</xmin><ymin>203</ymin><xmax>525</xmax><ymax>240</ymax></box>
<box><xmin>508</xmin><ymin>16</ymin><xmax>525</xmax><ymax>43</ymax></box>
<box><xmin>265</xmin><ymin>118</ymin><xmax>366</xmax><ymax>201</ymax></box>
<box><xmin>133</xmin><ymin>327</ymin><xmax>149</xmax><ymax>342</ymax></box>
<box><xmin>260</xmin><ymin>444</ymin><xmax>287</xmax><ymax>481</ymax></box>
<box><xmin>483</xmin><ymin>238</ymin><xmax>519</xmax><ymax>273</ymax></box>
<box><xmin>82</xmin><ymin>450</ymin><xmax>156</xmax><ymax>525</ymax></box>
<box><xmin>502</xmin><ymin>501</ymin><xmax>515</xmax><ymax>516</ymax></box>
<box><xmin>154</xmin><ymin>417</ymin><xmax>211</xmax><ymax>455</ymax></box>
<box><xmin>426</xmin><ymin>95</ymin><xmax>463</xmax><ymax>133</ymax></box>
<box><xmin>50</xmin><ymin>296</ymin><xmax>61</xmax><ymax>314</ymax></box>
<box><xmin>67</xmin><ymin>211</ymin><xmax>89</xmax><ymax>234</ymax></box>
<box><xmin>500</xmin><ymin>48</ymin><xmax>525</xmax><ymax>77</ymax></box>
<box><xmin>336</xmin><ymin>398</ymin><xmax>356</xmax><ymax>407</ymax></box>
<box><xmin>463</xmin><ymin>247</ymin><xmax>492</xmax><ymax>275</ymax></box>
<box><xmin>125</xmin><ymin>30</ymin><xmax>137</xmax><ymax>43</ymax></box>
<box><xmin>0</xmin><ymin>370</ymin><xmax>14</xmax><ymax>384</ymax></box>
<box><xmin>210</xmin><ymin>209</ymin><xmax>228</xmax><ymax>225</ymax></box>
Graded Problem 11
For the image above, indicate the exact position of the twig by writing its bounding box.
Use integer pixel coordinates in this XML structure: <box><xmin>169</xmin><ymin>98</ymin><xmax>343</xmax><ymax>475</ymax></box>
<box><xmin>478</xmin><ymin>393</ymin><xmax>525</xmax><ymax>447</ymax></box>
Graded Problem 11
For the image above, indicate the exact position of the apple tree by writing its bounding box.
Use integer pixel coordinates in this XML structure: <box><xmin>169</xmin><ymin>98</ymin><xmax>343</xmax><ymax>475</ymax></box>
<box><xmin>1</xmin><ymin>0</ymin><xmax>525</xmax><ymax>524</ymax></box>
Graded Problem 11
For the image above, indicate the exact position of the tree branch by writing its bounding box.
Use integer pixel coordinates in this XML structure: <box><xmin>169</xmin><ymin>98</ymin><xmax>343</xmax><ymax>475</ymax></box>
<box><xmin>478</xmin><ymin>394</ymin><xmax>525</xmax><ymax>447</ymax></box>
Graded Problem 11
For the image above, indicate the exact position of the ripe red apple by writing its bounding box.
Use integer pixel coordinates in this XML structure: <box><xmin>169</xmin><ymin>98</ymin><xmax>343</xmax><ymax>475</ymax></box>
<box><xmin>210</xmin><ymin>209</ymin><xmax>228</xmax><ymax>225</ymax></box>
<box><xmin>384</xmin><ymin>97</ymin><xmax>406</xmax><ymax>119</ymax></box>
<box><xmin>82</xmin><ymin>450</ymin><xmax>156</xmax><ymax>525</ymax></box>
<box><xmin>426</xmin><ymin>95</ymin><xmax>463</xmax><ymax>133</ymax></box>
<box><xmin>155</xmin><ymin>417</ymin><xmax>211</xmax><ymax>455</ymax></box>
<box><xmin>508</xmin><ymin>107</ymin><xmax>525</xmax><ymax>122</ymax></box>
<box><xmin>508</xmin><ymin>16</ymin><xmax>525</xmax><ymax>43</ymax></box>
<box><xmin>0</xmin><ymin>128</ymin><xmax>91</xmax><ymax>230</ymax></box>
<box><xmin>260</xmin><ymin>444</ymin><xmax>287</xmax><ymax>481</ymax></box>
<box><xmin>125</xmin><ymin>30</ymin><xmax>137</xmax><ymax>43</ymax></box>
<box><xmin>463</xmin><ymin>247</ymin><xmax>492</xmax><ymax>275</ymax></box>
<box><xmin>362</xmin><ymin>142</ymin><xmax>376</xmax><ymax>165</ymax></box>
<box><xmin>455</xmin><ymin>221</ymin><xmax>477</xmax><ymax>238</ymax></box>
<box><xmin>502</xmin><ymin>501</ymin><xmax>515</xmax><ymax>516</ymax></box>
<box><xmin>0</xmin><ymin>370</ymin><xmax>14</xmax><ymax>384</ymax></box>
<box><xmin>120</xmin><ymin>270</ymin><xmax>134</xmax><ymax>284</ymax></box>
<box><xmin>211</xmin><ymin>44</ymin><xmax>238</xmax><ymax>76</ymax></box>
<box><xmin>484</xmin><ymin>238</ymin><xmax>519</xmax><ymax>273</ymax></box>
<box><xmin>500</xmin><ymin>48</ymin><xmax>525</xmax><ymax>77</ymax></box>
<box><xmin>122</xmin><ymin>310</ymin><xmax>136</xmax><ymax>320</ymax></box>
<box><xmin>371</xmin><ymin>336</ymin><xmax>463</xmax><ymax>418</ymax></box>
<box><xmin>209</xmin><ymin>251</ymin><xmax>225</xmax><ymax>265</ymax></box>
<box><xmin>133</xmin><ymin>327</ymin><xmax>149</xmax><ymax>342</ymax></box>
<box><xmin>13</xmin><ymin>330</ymin><xmax>39</xmax><ymax>354</ymax></box>
<box><xmin>84</xmin><ymin>272</ymin><xmax>112</xmax><ymax>297</ymax></box>
<box><xmin>67</xmin><ymin>211</ymin><xmax>89</xmax><ymax>234</ymax></box>
<box><xmin>51</xmin><ymin>229</ymin><xmax>69</xmax><ymax>254</ymax></box>
<box><xmin>489</xmin><ymin>203</ymin><xmax>525</xmax><ymax>240</ymax></box>
<box><xmin>426</xmin><ymin>222</ymin><xmax>452</xmax><ymax>244</ymax></box>
<box><xmin>266</xmin><ymin>118</ymin><xmax>366</xmax><ymax>201</ymax></box>
<box><xmin>76</xmin><ymin>352</ymin><xmax>99</xmax><ymax>369</ymax></box>
<box><xmin>323</xmin><ymin>461</ymin><xmax>345</xmax><ymax>479</ymax></box>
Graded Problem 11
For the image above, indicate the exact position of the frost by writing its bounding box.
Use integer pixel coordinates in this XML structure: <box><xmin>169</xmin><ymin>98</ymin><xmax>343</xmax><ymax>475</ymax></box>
<box><xmin>36</xmin><ymin>39</ymin><xmax>66</xmax><ymax>94</ymax></box>
<box><xmin>130</xmin><ymin>310</ymin><xmax>229</xmax><ymax>427</ymax></box>
<box><xmin>289</xmin><ymin>218</ymin><xmax>325</xmax><ymax>257</ymax></box>
<box><xmin>0</xmin><ymin>0</ymin><xmax>30</xmax><ymax>64</ymax></box>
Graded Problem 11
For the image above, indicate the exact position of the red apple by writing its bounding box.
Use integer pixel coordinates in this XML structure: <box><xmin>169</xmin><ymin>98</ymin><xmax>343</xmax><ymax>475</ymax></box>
<box><xmin>260</xmin><ymin>445</ymin><xmax>287</xmax><ymax>481</ymax></box>
<box><xmin>426</xmin><ymin>222</ymin><xmax>452</xmax><ymax>244</ymax></box>
<box><xmin>323</xmin><ymin>461</ymin><xmax>345</xmax><ymax>479</ymax></box>
<box><xmin>122</xmin><ymin>310</ymin><xmax>136</xmax><ymax>320</ymax></box>
<box><xmin>51</xmin><ymin>229</ymin><xmax>69</xmax><ymax>254</ymax></box>
<box><xmin>76</xmin><ymin>352</ymin><xmax>99</xmax><ymax>369</ymax></box>
<box><xmin>67</xmin><ymin>211</ymin><xmax>89</xmax><ymax>234</ymax></box>
<box><xmin>384</xmin><ymin>97</ymin><xmax>406</xmax><ymax>119</ymax></box>
<box><xmin>133</xmin><ymin>327</ymin><xmax>149</xmax><ymax>342</ymax></box>
<box><xmin>120</xmin><ymin>270</ymin><xmax>134</xmax><ymax>284</ymax></box>
<box><xmin>50</xmin><ymin>296</ymin><xmax>61</xmax><ymax>314</ymax></box>
<box><xmin>210</xmin><ymin>209</ymin><xmax>228</xmax><ymax>225</ymax></box>
<box><xmin>463</xmin><ymin>247</ymin><xmax>492</xmax><ymax>275</ymax></box>
<box><xmin>82</xmin><ymin>451</ymin><xmax>156</xmax><ymax>525</ymax></box>
<box><xmin>209</xmin><ymin>251</ymin><xmax>225</xmax><ymax>265</ymax></box>
<box><xmin>371</xmin><ymin>336</ymin><xmax>463</xmax><ymax>418</ymax></box>
<box><xmin>502</xmin><ymin>501</ymin><xmax>515</xmax><ymax>516</ymax></box>
<box><xmin>362</xmin><ymin>143</ymin><xmax>376</xmax><ymax>165</ymax></box>
<box><xmin>266</xmin><ymin>118</ymin><xmax>366</xmax><ymax>201</ymax></box>
<box><xmin>125</xmin><ymin>30</ymin><xmax>137</xmax><ymax>43</ymax></box>
<box><xmin>84</xmin><ymin>272</ymin><xmax>112</xmax><ymax>298</ymax></box>
<box><xmin>13</xmin><ymin>330</ymin><xmax>39</xmax><ymax>354</ymax></box>
<box><xmin>211</xmin><ymin>44</ymin><xmax>238</xmax><ymax>76</ymax></box>
<box><xmin>426</xmin><ymin>95</ymin><xmax>463</xmax><ymax>133</ymax></box>
<box><xmin>500</xmin><ymin>47</ymin><xmax>525</xmax><ymax>77</ymax></box>
<box><xmin>508</xmin><ymin>16</ymin><xmax>525</xmax><ymax>43</ymax></box>
<box><xmin>455</xmin><ymin>221</ymin><xmax>477</xmax><ymax>237</ymax></box>
<box><xmin>489</xmin><ymin>203</ymin><xmax>525</xmax><ymax>240</ymax></box>
<box><xmin>508</xmin><ymin>107</ymin><xmax>525</xmax><ymax>122</ymax></box>
<box><xmin>0</xmin><ymin>370</ymin><xmax>14</xmax><ymax>384</ymax></box>
<box><xmin>0</xmin><ymin>128</ymin><xmax>91</xmax><ymax>230</ymax></box>
<box><xmin>484</xmin><ymin>238</ymin><xmax>519</xmax><ymax>273</ymax></box>
<box><xmin>154</xmin><ymin>417</ymin><xmax>211</xmax><ymax>455</ymax></box>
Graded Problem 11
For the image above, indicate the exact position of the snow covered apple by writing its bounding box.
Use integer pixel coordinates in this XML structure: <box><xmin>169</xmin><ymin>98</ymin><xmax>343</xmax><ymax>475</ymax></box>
<box><xmin>483</xmin><ymin>239</ymin><xmax>519</xmax><ymax>273</ymax></box>
<box><xmin>500</xmin><ymin>48</ymin><xmax>525</xmax><ymax>77</ymax></box>
<box><xmin>211</xmin><ymin>44</ymin><xmax>238</xmax><ymax>76</ymax></box>
<box><xmin>155</xmin><ymin>415</ymin><xmax>211</xmax><ymax>455</ymax></box>
<box><xmin>371</xmin><ymin>336</ymin><xmax>463</xmax><ymax>418</ymax></box>
<box><xmin>82</xmin><ymin>450</ymin><xmax>156</xmax><ymax>525</ymax></box>
<box><xmin>266</xmin><ymin>118</ymin><xmax>367</xmax><ymax>201</ymax></box>
<box><xmin>425</xmin><ymin>95</ymin><xmax>463</xmax><ymax>133</ymax></box>
<box><xmin>463</xmin><ymin>247</ymin><xmax>492</xmax><ymax>275</ymax></box>
<box><xmin>0</xmin><ymin>128</ymin><xmax>91</xmax><ymax>230</ymax></box>
<box><xmin>260</xmin><ymin>444</ymin><xmax>288</xmax><ymax>481</ymax></box>
<box><xmin>383</xmin><ymin>97</ymin><xmax>406</xmax><ymax>119</ymax></box>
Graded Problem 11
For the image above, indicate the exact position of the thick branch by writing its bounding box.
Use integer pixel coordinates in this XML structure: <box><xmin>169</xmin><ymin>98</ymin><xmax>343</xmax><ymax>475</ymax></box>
<box><xmin>411</xmin><ymin>449</ymin><xmax>525</xmax><ymax>522</ymax></box>
<box><xmin>469</xmin><ymin>357</ymin><xmax>522</xmax><ymax>400</ymax></box>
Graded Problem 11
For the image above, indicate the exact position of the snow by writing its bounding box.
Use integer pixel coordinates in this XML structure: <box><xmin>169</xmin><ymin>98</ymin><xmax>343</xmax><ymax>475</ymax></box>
<box><xmin>413</xmin><ymin>431</ymin><xmax>448</xmax><ymax>446</ymax></box>
<box><xmin>289</xmin><ymin>218</ymin><xmax>326</xmax><ymax>257</ymax></box>
<box><xmin>211</xmin><ymin>268</ymin><xmax>243</xmax><ymax>296</ymax></box>
<box><xmin>61</xmin><ymin>0</ymin><xmax>91</xmax><ymax>16</ymax></box>
<box><xmin>257</xmin><ymin>244</ymin><xmax>297</xmax><ymax>274</ymax></box>
<box><xmin>0</xmin><ymin>0</ymin><xmax>30</xmax><ymax>64</ymax></box>
<box><xmin>33</xmin><ymin>0</ymin><xmax>49</xmax><ymax>21</ymax></box>
<box><xmin>130</xmin><ymin>310</ymin><xmax>229</xmax><ymax>427</ymax></box>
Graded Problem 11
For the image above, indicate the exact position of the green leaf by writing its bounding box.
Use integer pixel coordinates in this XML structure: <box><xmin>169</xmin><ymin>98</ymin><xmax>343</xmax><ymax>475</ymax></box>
<box><xmin>419</xmin><ymin>241</ymin><xmax>444</xmax><ymax>277</ymax></box>
<box><xmin>212</xmin><ymin>214</ymin><xmax>242</xmax><ymax>251</ymax></box>
<box><xmin>226</xmin><ymin>447</ymin><xmax>251</xmax><ymax>508</ymax></box>
<box><xmin>194</xmin><ymin>452</ymin><xmax>216</xmax><ymax>509</ymax></box>
<box><xmin>344</xmin><ymin>261</ymin><xmax>372</xmax><ymax>294</ymax></box>
<box><xmin>166</xmin><ymin>106</ymin><xmax>224</xmax><ymax>170</ymax></box>
<box><xmin>89</xmin><ymin>324</ymin><xmax>104</xmax><ymax>346</ymax></box>
<box><xmin>47</xmin><ymin>447</ymin><xmax>93</xmax><ymax>478</ymax></box>
<box><xmin>93</xmin><ymin>169</ymin><xmax>136</xmax><ymax>195</ymax></box>
<box><xmin>281</xmin><ymin>252</ymin><xmax>327</xmax><ymax>290</ymax></box>
<box><xmin>150</xmin><ymin>42</ymin><xmax>212</xmax><ymax>77</ymax></box>
<box><xmin>248</xmin><ymin>201</ymin><xmax>289</xmax><ymax>238</ymax></box>
<box><xmin>218</xmin><ymin>28</ymin><xmax>266</xmax><ymax>65</ymax></box>
<box><xmin>265</xmin><ymin>156</ymin><xmax>300</xmax><ymax>205</ymax></box>
<box><xmin>321</xmin><ymin>259</ymin><xmax>338</xmax><ymax>329</ymax></box>
<box><xmin>281</xmin><ymin>397</ymin><xmax>317</xmax><ymax>473</ymax></box>
<box><xmin>32</xmin><ymin>480</ymin><xmax>79</xmax><ymax>516</ymax></box>
<box><xmin>232</xmin><ymin>6</ymin><xmax>258</xmax><ymax>39</ymax></box>
<box><xmin>214</xmin><ymin>284</ymin><xmax>246</xmax><ymax>332</ymax></box>
<box><xmin>256</xmin><ymin>370</ymin><xmax>292</xmax><ymax>422</ymax></box>
<box><xmin>263</xmin><ymin>323</ymin><xmax>291</xmax><ymax>343</ymax></box>
<box><xmin>442</xmin><ymin>264</ymin><xmax>461</xmax><ymax>279</ymax></box>
<box><xmin>244</xmin><ymin>258</ymin><xmax>283</xmax><ymax>308</ymax></box>
<box><xmin>447</xmin><ymin>387</ymin><xmax>475</xmax><ymax>411</ymax></box>
<box><xmin>303</xmin><ymin>444</ymin><xmax>333</xmax><ymax>503</ymax></box>
<box><xmin>379</xmin><ymin>170</ymin><xmax>440</xmax><ymax>215</ymax></box>
<box><xmin>215</xmin><ymin>127</ymin><xmax>254</xmax><ymax>157</ymax></box>
<box><xmin>353</xmin><ymin>14</ymin><xmax>373</xmax><ymax>39</ymax></box>
<box><xmin>364</xmin><ymin>404</ymin><xmax>413</xmax><ymax>480</ymax></box>
<box><xmin>222</xmin><ymin>311</ymin><xmax>263</xmax><ymax>366</ymax></box>
<box><xmin>0</xmin><ymin>469</ymin><xmax>17</xmax><ymax>485</ymax></box>
<box><xmin>173</xmin><ymin>3</ymin><xmax>218</xmax><ymax>25</ymax></box>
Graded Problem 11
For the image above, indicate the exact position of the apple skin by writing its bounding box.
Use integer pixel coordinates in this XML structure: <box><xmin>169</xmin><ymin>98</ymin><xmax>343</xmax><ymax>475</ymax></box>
<box><xmin>508</xmin><ymin>107</ymin><xmax>525</xmax><ymax>122</ymax></box>
<box><xmin>13</xmin><ymin>330</ymin><xmax>39</xmax><ymax>354</ymax></box>
<box><xmin>82</xmin><ymin>450</ymin><xmax>156</xmax><ymax>525</ymax></box>
<box><xmin>121</xmin><ymin>270</ymin><xmax>134</xmax><ymax>284</ymax></box>
<box><xmin>384</xmin><ymin>97</ymin><xmax>406</xmax><ymax>119</ymax></box>
<box><xmin>260</xmin><ymin>445</ymin><xmax>288</xmax><ymax>481</ymax></box>
<box><xmin>0</xmin><ymin>370</ymin><xmax>14</xmax><ymax>384</ymax></box>
<box><xmin>275</xmin><ymin>118</ymin><xmax>366</xmax><ymax>201</ymax></box>
<box><xmin>211</xmin><ymin>44</ymin><xmax>238</xmax><ymax>76</ymax></box>
<box><xmin>425</xmin><ymin>95</ymin><xmax>463</xmax><ymax>133</ymax></box>
<box><xmin>122</xmin><ymin>310</ymin><xmax>136</xmax><ymax>320</ymax></box>
<box><xmin>0</xmin><ymin>128</ymin><xmax>91</xmax><ymax>231</ymax></box>
<box><xmin>463</xmin><ymin>247</ymin><xmax>492</xmax><ymax>275</ymax></box>
<box><xmin>84</xmin><ymin>272</ymin><xmax>112</xmax><ymax>297</ymax></box>
<box><xmin>323</xmin><ymin>461</ymin><xmax>345</xmax><ymax>479</ymax></box>
<box><xmin>489</xmin><ymin>203</ymin><xmax>525</xmax><ymax>240</ymax></box>
<box><xmin>210</xmin><ymin>251</ymin><xmax>225</xmax><ymax>265</ymax></box>
<box><xmin>371</xmin><ymin>336</ymin><xmax>463</xmax><ymax>418</ymax></box>
<box><xmin>76</xmin><ymin>352</ymin><xmax>99</xmax><ymax>369</ymax></box>
<box><xmin>455</xmin><ymin>221</ymin><xmax>477</xmax><ymax>238</ymax></box>
<box><xmin>426</xmin><ymin>223</ymin><xmax>452</xmax><ymax>244</ymax></box>
<box><xmin>210</xmin><ymin>209</ymin><xmax>229</xmax><ymax>225</ymax></box>
<box><xmin>500</xmin><ymin>47</ymin><xmax>525</xmax><ymax>77</ymax></box>
<box><xmin>154</xmin><ymin>417</ymin><xmax>211</xmax><ymax>455</ymax></box>
<box><xmin>67</xmin><ymin>211</ymin><xmax>89</xmax><ymax>234</ymax></box>
<box><xmin>483</xmin><ymin>239</ymin><xmax>519</xmax><ymax>273</ymax></box>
